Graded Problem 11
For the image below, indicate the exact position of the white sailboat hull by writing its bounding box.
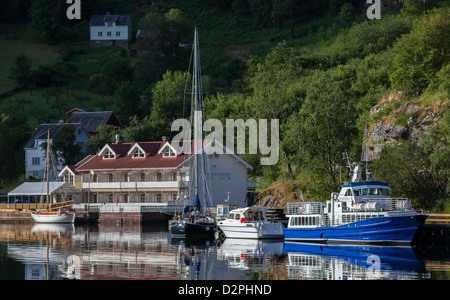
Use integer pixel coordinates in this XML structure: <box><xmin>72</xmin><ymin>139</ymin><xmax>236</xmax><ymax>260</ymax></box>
<box><xmin>31</xmin><ymin>212</ymin><xmax>75</xmax><ymax>224</ymax></box>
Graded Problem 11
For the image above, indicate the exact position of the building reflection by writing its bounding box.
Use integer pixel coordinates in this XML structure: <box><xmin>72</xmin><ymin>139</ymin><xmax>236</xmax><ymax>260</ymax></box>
<box><xmin>0</xmin><ymin>224</ymin><xmax>439</xmax><ymax>280</ymax></box>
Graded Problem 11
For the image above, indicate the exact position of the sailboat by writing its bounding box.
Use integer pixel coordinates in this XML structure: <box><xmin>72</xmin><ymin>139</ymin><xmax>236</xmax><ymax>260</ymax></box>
<box><xmin>170</xmin><ymin>28</ymin><xmax>216</xmax><ymax>238</ymax></box>
<box><xmin>31</xmin><ymin>131</ymin><xmax>75</xmax><ymax>224</ymax></box>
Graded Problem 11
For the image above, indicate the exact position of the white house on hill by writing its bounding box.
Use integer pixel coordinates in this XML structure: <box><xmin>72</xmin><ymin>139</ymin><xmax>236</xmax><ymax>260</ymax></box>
<box><xmin>89</xmin><ymin>14</ymin><xmax>132</xmax><ymax>46</ymax></box>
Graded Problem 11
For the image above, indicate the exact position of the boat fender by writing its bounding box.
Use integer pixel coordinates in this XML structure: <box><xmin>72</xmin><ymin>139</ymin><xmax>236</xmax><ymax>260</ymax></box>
<box><xmin>258</xmin><ymin>223</ymin><xmax>264</xmax><ymax>236</ymax></box>
<box><xmin>240</xmin><ymin>218</ymin><xmax>248</xmax><ymax>223</ymax></box>
<box><xmin>206</xmin><ymin>226</ymin><xmax>210</xmax><ymax>231</ymax></box>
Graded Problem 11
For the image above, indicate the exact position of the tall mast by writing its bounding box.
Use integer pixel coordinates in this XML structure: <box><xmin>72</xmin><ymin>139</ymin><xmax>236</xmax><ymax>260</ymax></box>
<box><xmin>46</xmin><ymin>131</ymin><xmax>50</xmax><ymax>210</ymax></box>
<box><xmin>193</xmin><ymin>27</ymin><xmax>198</xmax><ymax>199</ymax></box>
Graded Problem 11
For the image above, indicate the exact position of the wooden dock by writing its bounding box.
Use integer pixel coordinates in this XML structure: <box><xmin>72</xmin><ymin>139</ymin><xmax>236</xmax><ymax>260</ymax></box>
<box><xmin>426</xmin><ymin>213</ymin><xmax>450</xmax><ymax>224</ymax></box>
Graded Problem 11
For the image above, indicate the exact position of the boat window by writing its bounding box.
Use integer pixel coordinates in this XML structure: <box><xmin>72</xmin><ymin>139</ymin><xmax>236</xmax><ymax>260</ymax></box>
<box><xmin>235</xmin><ymin>214</ymin><xmax>241</xmax><ymax>220</ymax></box>
<box><xmin>354</xmin><ymin>189</ymin><xmax>360</xmax><ymax>196</ymax></box>
<box><xmin>345</xmin><ymin>189</ymin><xmax>353</xmax><ymax>196</ymax></box>
<box><xmin>361</xmin><ymin>189</ymin><xmax>367</xmax><ymax>196</ymax></box>
<box><xmin>227</xmin><ymin>213</ymin><xmax>234</xmax><ymax>219</ymax></box>
<box><xmin>369</xmin><ymin>188</ymin><xmax>379</xmax><ymax>195</ymax></box>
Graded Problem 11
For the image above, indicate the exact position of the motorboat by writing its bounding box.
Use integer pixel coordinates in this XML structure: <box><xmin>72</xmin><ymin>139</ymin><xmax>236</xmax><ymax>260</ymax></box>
<box><xmin>217</xmin><ymin>206</ymin><xmax>284</xmax><ymax>239</ymax></box>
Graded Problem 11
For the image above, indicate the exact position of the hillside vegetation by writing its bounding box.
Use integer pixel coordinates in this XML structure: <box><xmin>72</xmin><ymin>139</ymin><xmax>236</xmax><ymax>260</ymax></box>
<box><xmin>0</xmin><ymin>0</ymin><xmax>449</xmax><ymax>211</ymax></box>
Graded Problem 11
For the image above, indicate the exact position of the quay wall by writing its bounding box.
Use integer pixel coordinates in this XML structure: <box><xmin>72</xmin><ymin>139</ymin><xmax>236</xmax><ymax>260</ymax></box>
<box><xmin>0</xmin><ymin>211</ymin><xmax>33</xmax><ymax>224</ymax></box>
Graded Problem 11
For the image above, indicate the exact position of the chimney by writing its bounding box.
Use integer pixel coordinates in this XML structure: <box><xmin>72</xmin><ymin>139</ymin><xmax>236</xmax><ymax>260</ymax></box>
<box><xmin>115</xmin><ymin>134</ymin><xmax>120</xmax><ymax>144</ymax></box>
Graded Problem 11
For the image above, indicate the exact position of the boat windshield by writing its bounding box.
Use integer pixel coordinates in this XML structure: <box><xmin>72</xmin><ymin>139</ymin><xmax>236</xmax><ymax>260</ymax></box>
<box><xmin>246</xmin><ymin>210</ymin><xmax>264</xmax><ymax>221</ymax></box>
<box><xmin>353</xmin><ymin>188</ymin><xmax>390</xmax><ymax>196</ymax></box>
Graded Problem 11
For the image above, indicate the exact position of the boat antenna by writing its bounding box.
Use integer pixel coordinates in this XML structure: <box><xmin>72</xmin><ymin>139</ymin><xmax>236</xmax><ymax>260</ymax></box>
<box><xmin>342</xmin><ymin>152</ymin><xmax>352</xmax><ymax>178</ymax></box>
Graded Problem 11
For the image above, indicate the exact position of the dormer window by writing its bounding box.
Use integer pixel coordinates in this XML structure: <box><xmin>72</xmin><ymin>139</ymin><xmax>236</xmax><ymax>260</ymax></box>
<box><xmin>133</xmin><ymin>148</ymin><xmax>145</xmax><ymax>158</ymax></box>
<box><xmin>163</xmin><ymin>147</ymin><xmax>176</xmax><ymax>157</ymax></box>
<box><xmin>103</xmin><ymin>149</ymin><xmax>115</xmax><ymax>159</ymax></box>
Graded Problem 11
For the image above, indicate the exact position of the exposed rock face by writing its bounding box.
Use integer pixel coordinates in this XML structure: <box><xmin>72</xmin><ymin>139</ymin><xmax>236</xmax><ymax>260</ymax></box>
<box><xmin>362</xmin><ymin>92</ymin><xmax>449</xmax><ymax>161</ymax></box>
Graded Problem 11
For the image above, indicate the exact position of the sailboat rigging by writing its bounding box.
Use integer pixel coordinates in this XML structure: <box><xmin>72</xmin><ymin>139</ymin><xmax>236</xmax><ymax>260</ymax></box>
<box><xmin>170</xmin><ymin>28</ymin><xmax>216</xmax><ymax>238</ymax></box>
<box><xmin>31</xmin><ymin>131</ymin><xmax>76</xmax><ymax>223</ymax></box>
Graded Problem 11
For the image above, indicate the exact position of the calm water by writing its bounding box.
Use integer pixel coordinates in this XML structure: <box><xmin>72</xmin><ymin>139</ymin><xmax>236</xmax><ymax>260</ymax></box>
<box><xmin>0</xmin><ymin>223</ymin><xmax>448</xmax><ymax>280</ymax></box>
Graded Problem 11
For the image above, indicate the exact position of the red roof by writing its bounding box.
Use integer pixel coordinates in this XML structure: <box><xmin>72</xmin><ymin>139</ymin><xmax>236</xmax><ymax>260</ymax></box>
<box><xmin>75</xmin><ymin>140</ymin><xmax>207</xmax><ymax>172</ymax></box>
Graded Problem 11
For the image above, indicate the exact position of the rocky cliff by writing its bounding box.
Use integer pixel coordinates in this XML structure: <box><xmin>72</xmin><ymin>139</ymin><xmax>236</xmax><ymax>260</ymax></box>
<box><xmin>361</xmin><ymin>92</ymin><xmax>449</xmax><ymax>161</ymax></box>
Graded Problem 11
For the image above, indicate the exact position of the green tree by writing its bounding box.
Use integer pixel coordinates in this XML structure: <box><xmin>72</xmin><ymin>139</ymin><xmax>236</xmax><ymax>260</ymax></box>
<box><xmin>399</xmin><ymin>0</ymin><xmax>440</xmax><ymax>16</ymax></box>
<box><xmin>100</xmin><ymin>56</ymin><xmax>133</xmax><ymax>92</ymax></box>
<box><xmin>371</xmin><ymin>139</ymin><xmax>448</xmax><ymax>211</ymax></box>
<box><xmin>390</xmin><ymin>7</ymin><xmax>450</xmax><ymax>95</ymax></box>
<box><xmin>0</xmin><ymin>112</ymin><xmax>29</xmax><ymax>186</ymax></box>
<box><xmin>150</xmin><ymin>70</ymin><xmax>192</xmax><ymax>125</ymax></box>
<box><xmin>28</xmin><ymin>0</ymin><xmax>68</xmax><ymax>42</ymax></box>
<box><xmin>86</xmin><ymin>124</ymin><xmax>120</xmax><ymax>154</ymax></box>
<box><xmin>113</xmin><ymin>81</ymin><xmax>143</xmax><ymax>126</ymax></box>
<box><xmin>8</xmin><ymin>54</ymin><xmax>32</xmax><ymax>89</ymax></box>
<box><xmin>51</xmin><ymin>125</ymin><xmax>82</xmax><ymax>166</ymax></box>
<box><xmin>287</xmin><ymin>70</ymin><xmax>357</xmax><ymax>195</ymax></box>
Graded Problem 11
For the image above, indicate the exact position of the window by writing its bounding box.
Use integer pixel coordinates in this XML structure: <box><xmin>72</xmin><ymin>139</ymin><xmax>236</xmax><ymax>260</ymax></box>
<box><xmin>107</xmin><ymin>32</ymin><xmax>112</xmax><ymax>37</ymax></box>
<box><xmin>32</xmin><ymin>157</ymin><xmax>40</xmax><ymax>165</ymax></box>
<box><xmin>156</xmin><ymin>173</ymin><xmax>162</xmax><ymax>182</ymax></box>
<box><xmin>103</xmin><ymin>149</ymin><xmax>114</xmax><ymax>159</ymax></box>
<box><xmin>133</xmin><ymin>149</ymin><xmax>145</xmax><ymax>158</ymax></box>
<box><xmin>65</xmin><ymin>174</ymin><xmax>73</xmax><ymax>183</ymax></box>
<box><xmin>116</xmin><ymin>31</ymin><xmax>120</xmax><ymax>36</ymax></box>
<box><xmin>156</xmin><ymin>193</ymin><xmax>162</xmax><ymax>203</ymax></box>
<box><xmin>163</xmin><ymin>147</ymin><xmax>176</xmax><ymax>157</ymax></box>
<box><xmin>140</xmin><ymin>193</ymin><xmax>146</xmax><ymax>202</ymax></box>
<box><xmin>140</xmin><ymin>173</ymin><xmax>146</xmax><ymax>182</ymax></box>
<box><xmin>123</xmin><ymin>173</ymin><xmax>128</xmax><ymax>182</ymax></box>
<box><xmin>108</xmin><ymin>173</ymin><xmax>113</xmax><ymax>182</ymax></box>
<box><xmin>98</xmin><ymin>32</ymin><xmax>103</xmax><ymax>37</ymax></box>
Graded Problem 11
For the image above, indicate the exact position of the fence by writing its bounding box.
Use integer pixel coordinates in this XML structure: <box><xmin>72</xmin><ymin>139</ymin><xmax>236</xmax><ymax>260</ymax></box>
<box><xmin>426</xmin><ymin>214</ymin><xmax>450</xmax><ymax>224</ymax></box>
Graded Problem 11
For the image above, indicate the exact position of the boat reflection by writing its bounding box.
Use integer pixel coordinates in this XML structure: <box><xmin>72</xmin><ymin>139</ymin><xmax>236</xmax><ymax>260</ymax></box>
<box><xmin>284</xmin><ymin>242</ymin><xmax>429</xmax><ymax>280</ymax></box>
<box><xmin>217</xmin><ymin>238</ymin><xmax>284</xmax><ymax>271</ymax></box>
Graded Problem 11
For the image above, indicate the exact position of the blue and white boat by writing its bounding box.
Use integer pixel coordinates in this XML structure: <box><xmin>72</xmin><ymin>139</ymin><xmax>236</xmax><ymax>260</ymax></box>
<box><xmin>284</xmin><ymin>164</ymin><xmax>428</xmax><ymax>245</ymax></box>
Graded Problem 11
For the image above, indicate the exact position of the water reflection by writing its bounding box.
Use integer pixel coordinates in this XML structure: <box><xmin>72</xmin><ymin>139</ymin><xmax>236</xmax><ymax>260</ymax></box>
<box><xmin>0</xmin><ymin>223</ymin><xmax>447</xmax><ymax>280</ymax></box>
<box><xmin>284</xmin><ymin>243</ymin><xmax>428</xmax><ymax>280</ymax></box>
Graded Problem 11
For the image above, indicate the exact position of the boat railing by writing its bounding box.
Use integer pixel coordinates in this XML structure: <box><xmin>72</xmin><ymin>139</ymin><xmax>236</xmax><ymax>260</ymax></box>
<box><xmin>285</xmin><ymin>201</ymin><xmax>324</xmax><ymax>215</ymax></box>
<box><xmin>356</xmin><ymin>197</ymin><xmax>412</xmax><ymax>212</ymax></box>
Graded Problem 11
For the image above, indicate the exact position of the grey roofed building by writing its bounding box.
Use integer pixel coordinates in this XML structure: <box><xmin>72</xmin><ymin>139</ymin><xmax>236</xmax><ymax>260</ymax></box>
<box><xmin>8</xmin><ymin>181</ymin><xmax>80</xmax><ymax>196</ymax></box>
<box><xmin>24</xmin><ymin>122</ymin><xmax>91</xmax><ymax>180</ymax></box>
<box><xmin>89</xmin><ymin>14</ymin><xmax>132</xmax><ymax>46</ymax></box>
<box><xmin>66</xmin><ymin>111</ymin><xmax>122</xmax><ymax>136</ymax></box>
<box><xmin>24</xmin><ymin>123</ymin><xmax>61</xmax><ymax>149</ymax></box>
<box><xmin>89</xmin><ymin>14</ymin><xmax>131</xmax><ymax>26</ymax></box>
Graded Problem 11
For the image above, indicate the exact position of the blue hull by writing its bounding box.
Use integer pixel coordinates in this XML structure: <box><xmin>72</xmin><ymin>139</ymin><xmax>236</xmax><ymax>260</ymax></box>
<box><xmin>284</xmin><ymin>215</ymin><xmax>424</xmax><ymax>245</ymax></box>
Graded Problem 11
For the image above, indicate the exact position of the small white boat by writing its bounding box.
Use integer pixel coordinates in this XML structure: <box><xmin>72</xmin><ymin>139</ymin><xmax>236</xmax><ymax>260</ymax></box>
<box><xmin>217</xmin><ymin>206</ymin><xmax>284</xmax><ymax>239</ymax></box>
<box><xmin>32</xmin><ymin>210</ymin><xmax>75</xmax><ymax>224</ymax></box>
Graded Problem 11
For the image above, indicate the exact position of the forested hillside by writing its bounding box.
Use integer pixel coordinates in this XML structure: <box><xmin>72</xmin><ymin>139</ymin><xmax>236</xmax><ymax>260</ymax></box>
<box><xmin>0</xmin><ymin>0</ymin><xmax>448</xmax><ymax>210</ymax></box>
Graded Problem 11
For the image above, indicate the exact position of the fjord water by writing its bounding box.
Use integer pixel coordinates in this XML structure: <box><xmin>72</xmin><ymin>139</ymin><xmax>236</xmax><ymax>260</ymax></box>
<box><xmin>0</xmin><ymin>223</ymin><xmax>448</xmax><ymax>280</ymax></box>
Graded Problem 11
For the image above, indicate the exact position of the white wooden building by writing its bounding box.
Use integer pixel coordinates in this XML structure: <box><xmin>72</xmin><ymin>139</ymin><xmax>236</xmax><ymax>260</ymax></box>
<box><xmin>60</xmin><ymin>138</ymin><xmax>256</xmax><ymax>213</ymax></box>
<box><xmin>89</xmin><ymin>14</ymin><xmax>132</xmax><ymax>46</ymax></box>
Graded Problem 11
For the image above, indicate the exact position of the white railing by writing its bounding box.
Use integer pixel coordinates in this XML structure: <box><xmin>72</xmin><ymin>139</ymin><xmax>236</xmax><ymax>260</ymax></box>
<box><xmin>355</xmin><ymin>197</ymin><xmax>411</xmax><ymax>212</ymax></box>
<box><xmin>285</xmin><ymin>202</ymin><xmax>324</xmax><ymax>215</ymax></box>
<box><xmin>82</xmin><ymin>181</ymin><xmax>189</xmax><ymax>189</ymax></box>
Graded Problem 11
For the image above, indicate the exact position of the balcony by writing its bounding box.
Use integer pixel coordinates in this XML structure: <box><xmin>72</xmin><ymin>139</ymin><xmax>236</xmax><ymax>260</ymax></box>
<box><xmin>82</xmin><ymin>181</ymin><xmax>189</xmax><ymax>190</ymax></box>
